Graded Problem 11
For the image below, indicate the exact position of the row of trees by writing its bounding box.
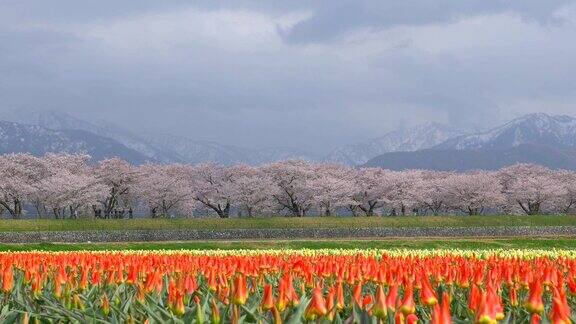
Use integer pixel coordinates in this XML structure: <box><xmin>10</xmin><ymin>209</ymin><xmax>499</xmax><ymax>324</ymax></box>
<box><xmin>0</xmin><ymin>153</ymin><xmax>574</xmax><ymax>219</ymax></box>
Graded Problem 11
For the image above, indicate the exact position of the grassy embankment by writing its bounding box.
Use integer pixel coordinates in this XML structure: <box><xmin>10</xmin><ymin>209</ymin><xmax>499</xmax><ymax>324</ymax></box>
<box><xmin>0</xmin><ymin>214</ymin><xmax>575</xmax><ymax>232</ymax></box>
<box><xmin>0</xmin><ymin>215</ymin><xmax>574</xmax><ymax>251</ymax></box>
<box><xmin>0</xmin><ymin>237</ymin><xmax>575</xmax><ymax>251</ymax></box>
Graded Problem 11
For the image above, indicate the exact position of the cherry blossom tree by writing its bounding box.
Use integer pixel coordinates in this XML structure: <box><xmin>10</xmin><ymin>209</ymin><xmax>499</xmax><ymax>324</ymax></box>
<box><xmin>443</xmin><ymin>171</ymin><xmax>505</xmax><ymax>215</ymax></box>
<box><xmin>229</xmin><ymin>165</ymin><xmax>277</xmax><ymax>217</ymax></box>
<box><xmin>552</xmin><ymin>170</ymin><xmax>576</xmax><ymax>214</ymax></box>
<box><xmin>94</xmin><ymin>158</ymin><xmax>137</xmax><ymax>218</ymax></box>
<box><xmin>411</xmin><ymin>171</ymin><xmax>453</xmax><ymax>215</ymax></box>
<box><xmin>384</xmin><ymin>170</ymin><xmax>424</xmax><ymax>216</ymax></box>
<box><xmin>263</xmin><ymin>160</ymin><xmax>316</xmax><ymax>217</ymax></box>
<box><xmin>40</xmin><ymin>153</ymin><xmax>106</xmax><ymax>219</ymax></box>
<box><xmin>134</xmin><ymin>164</ymin><xmax>193</xmax><ymax>218</ymax></box>
<box><xmin>42</xmin><ymin>170</ymin><xmax>106</xmax><ymax>219</ymax></box>
<box><xmin>499</xmin><ymin>163</ymin><xmax>560</xmax><ymax>215</ymax></box>
<box><xmin>349</xmin><ymin>167</ymin><xmax>390</xmax><ymax>216</ymax></box>
<box><xmin>1</xmin><ymin>150</ymin><xmax>575</xmax><ymax>219</ymax></box>
<box><xmin>310</xmin><ymin>164</ymin><xmax>355</xmax><ymax>216</ymax></box>
<box><xmin>191</xmin><ymin>163</ymin><xmax>235</xmax><ymax>218</ymax></box>
<box><xmin>0</xmin><ymin>153</ymin><xmax>47</xmax><ymax>218</ymax></box>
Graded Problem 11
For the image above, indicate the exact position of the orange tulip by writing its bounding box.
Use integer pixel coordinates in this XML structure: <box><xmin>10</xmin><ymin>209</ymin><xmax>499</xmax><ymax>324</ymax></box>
<box><xmin>400</xmin><ymin>284</ymin><xmax>416</xmax><ymax>316</ymax></box>
<box><xmin>548</xmin><ymin>287</ymin><xmax>571</xmax><ymax>324</ymax></box>
<box><xmin>475</xmin><ymin>291</ymin><xmax>498</xmax><ymax>324</ymax></box>
<box><xmin>262</xmin><ymin>284</ymin><xmax>274</xmax><ymax>311</ymax></box>
<box><xmin>210</xmin><ymin>299</ymin><xmax>221</xmax><ymax>324</ymax></box>
<box><xmin>531</xmin><ymin>313</ymin><xmax>542</xmax><ymax>324</ymax></box>
<box><xmin>525</xmin><ymin>281</ymin><xmax>544</xmax><ymax>315</ymax></box>
<box><xmin>468</xmin><ymin>284</ymin><xmax>481</xmax><ymax>312</ymax></box>
<box><xmin>335</xmin><ymin>281</ymin><xmax>345</xmax><ymax>310</ymax></box>
<box><xmin>406</xmin><ymin>313</ymin><xmax>419</xmax><ymax>324</ymax></box>
<box><xmin>101</xmin><ymin>294</ymin><xmax>110</xmax><ymax>316</ymax></box>
<box><xmin>548</xmin><ymin>297</ymin><xmax>570</xmax><ymax>324</ymax></box>
<box><xmin>2</xmin><ymin>266</ymin><xmax>14</xmax><ymax>293</ymax></box>
<box><xmin>276</xmin><ymin>280</ymin><xmax>288</xmax><ymax>312</ymax></box>
<box><xmin>362</xmin><ymin>294</ymin><xmax>373</xmax><ymax>310</ymax></box>
<box><xmin>387</xmin><ymin>283</ymin><xmax>399</xmax><ymax>311</ymax></box>
<box><xmin>509</xmin><ymin>286</ymin><xmax>518</xmax><ymax>307</ymax></box>
<box><xmin>431</xmin><ymin>292</ymin><xmax>452</xmax><ymax>324</ymax></box>
<box><xmin>326</xmin><ymin>286</ymin><xmax>336</xmax><ymax>321</ymax></box>
<box><xmin>232</xmin><ymin>274</ymin><xmax>248</xmax><ymax>305</ymax></box>
<box><xmin>352</xmin><ymin>282</ymin><xmax>362</xmax><ymax>306</ymax></box>
<box><xmin>272</xmin><ymin>306</ymin><xmax>283</xmax><ymax>324</ymax></box>
<box><xmin>231</xmin><ymin>305</ymin><xmax>239</xmax><ymax>324</ymax></box>
<box><xmin>421</xmin><ymin>278</ymin><xmax>438</xmax><ymax>306</ymax></box>
<box><xmin>371</xmin><ymin>285</ymin><xmax>388</xmax><ymax>319</ymax></box>
<box><xmin>304</xmin><ymin>287</ymin><xmax>328</xmax><ymax>321</ymax></box>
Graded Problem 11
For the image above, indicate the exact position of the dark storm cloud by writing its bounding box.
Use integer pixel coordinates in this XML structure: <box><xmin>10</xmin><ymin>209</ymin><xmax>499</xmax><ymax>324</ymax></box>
<box><xmin>0</xmin><ymin>1</ymin><xmax>576</xmax><ymax>152</ymax></box>
<box><xmin>280</xmin><ymin>0</ymin><xmax>573</xmax><ymax>44</ymax></box>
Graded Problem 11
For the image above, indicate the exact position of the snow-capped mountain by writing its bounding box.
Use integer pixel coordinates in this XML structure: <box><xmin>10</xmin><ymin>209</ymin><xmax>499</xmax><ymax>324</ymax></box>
<box><xmin>0</xmin><ymin>121</ymin><xmax>150</xmax><ymax>163</ymax></box>
<box><xmin>142</xmin><ymin>133</ymin><xmax>315</xmax><ymax>165</ymax></box>
<box><xmin>324</xmin><ymin>122</ymin><xmax>465</xmax><ymax>165</ymax></box>
<box><xmin>4</xmin><ymin>109</ymin><xmax>316</xmax><ymax>165</ymax></box>
<box><xmin>436</xmin><ymin>113</ymin><xmax>576</xmax><ymax>150</ymax></box>
<box><xmin>365</xmin><ymin>113</ymin><xmax>576</xmax><ymax>171</ymax></box>
<box><xmin>5</xmin><ymin>109</ymin><xmax>181</xmax><ymax>163</ymax></box>
<box><xmin>248</xmin><ymin>147</ymin><xmax>314</xmax><ymax>165</ymax></box>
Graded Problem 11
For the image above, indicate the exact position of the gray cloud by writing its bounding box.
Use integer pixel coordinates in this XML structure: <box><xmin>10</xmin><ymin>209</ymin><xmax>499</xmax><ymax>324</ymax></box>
<box><xmin>280</xmin><ymin>0</ymin><xmax>574</xmax><ymax>44</ymax></box>
<box><xmin>0</xmin><ymin>1</ymin><xmax>576</xmax><ymax>153</ymax></box>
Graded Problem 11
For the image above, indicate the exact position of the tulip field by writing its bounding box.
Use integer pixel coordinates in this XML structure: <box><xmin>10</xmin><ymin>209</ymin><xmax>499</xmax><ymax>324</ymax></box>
<box><xmin>0</xmin><ymin>249</ymin><xmax>574</xmax><ymax>323</ymax></box>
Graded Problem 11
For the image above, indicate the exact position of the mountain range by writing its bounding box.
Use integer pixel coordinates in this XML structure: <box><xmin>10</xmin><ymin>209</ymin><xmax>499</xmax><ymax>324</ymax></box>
<box><xmin>323</xmin><ymin>122</ymin><xmax>464</xmax><ymax>165</ymax></box>
<box><xmin>365</xmin><ymin>113</ymin><xmax>576</xmax><ymax>170</ymax></box>
<box><xmin>0</xmin><ymin>120</ymin><xmax>149</xmax><ymax>163</ymax></box>
<box><xmin>2</xmin><ymin>109</ymin><xmax>315</xmax><ymax>165</ymax></box>
<box><xmin>1</xmin><ymin>109</ymin><xmax>576</xmax><ymax>170</ymax></box>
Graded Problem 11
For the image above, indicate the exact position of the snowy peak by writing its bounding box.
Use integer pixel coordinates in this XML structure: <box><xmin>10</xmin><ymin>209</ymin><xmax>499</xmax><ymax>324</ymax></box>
<box><xmin>142</xmin><ymin>133</ymin><xmax>315</xmax><ymax>165</ymax></box>
<box><xmin>5</xmin><ymin>108</ymin><xmax>316</xmax><ymax>165</ymax></box>
<box><xmin>0</xmin><ymin>120</ymin><xmax>150</xmax><ymax>163</ymax></box>
<box><xmin>4</xmin><ymin>108</ymin><xmax>177</xmax><ymax>162</ymax></box>
<box><xmin>436</xmin><ymin>113</ymin><xmax>576</xmax><ymax>150</ymax></box>
<box><xmin>324</xmin><ymin>122</ymin><xmax>464</xmax><ymax>165</ymax></box>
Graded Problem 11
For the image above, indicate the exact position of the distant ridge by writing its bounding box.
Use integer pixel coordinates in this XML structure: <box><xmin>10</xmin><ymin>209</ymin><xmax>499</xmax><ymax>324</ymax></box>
<box><xmin>0</xmin><ymin>120</ymin><xmax>150</xmax><ymax>163</ymax></box>
<box><xmin>436</xmin><ymin>113</ymin><xmax>576</xmax><ymax>150</ymax></box>
<box><xmin>324</xmin><ymin>122</ymin><xmax>464</xmax><ymax>165</ymax></box>
<box><xmin>364</xmin><ymin>144</ymin><xmax>576</xmax><ymax>171</ymax></box>
<box><xmin>4</xmin><ymin>109</ymin><xmax>316</xmax><ymax>165</ymax></box>
<box><xmin>365</xmin><ymin>113</ymin><xmax>576</xmax><ymax>170</ymax></box>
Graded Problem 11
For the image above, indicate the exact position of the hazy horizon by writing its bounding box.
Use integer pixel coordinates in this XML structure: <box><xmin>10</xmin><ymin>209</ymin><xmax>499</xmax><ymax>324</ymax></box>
<box><xmin>2</xmin><ymin>1</ymin><xmax>576</xmax><ymax>153</ymax></box>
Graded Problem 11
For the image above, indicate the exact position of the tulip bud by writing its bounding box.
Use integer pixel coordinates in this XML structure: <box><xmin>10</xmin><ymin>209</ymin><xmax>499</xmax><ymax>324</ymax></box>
<box><xmin>195</xmin><ymin>297</ymin><xmax>205</xmax><ymax>323</ymax></box>
<box><xmin>101</xmin><ymin>295</ymin><xmax>110</xmax><ymax>317</ymax></box>
<box><xmin>400</xmin><ymin>285</ymin><xmax>416</xmax><ymax>316</ymax></box>
<box><xmin>2</xmin><ymin>266</ymin><xmax>14</xmax><ymax>294</ymax></box>
<box><xmin>210</xmin><ymin>299</ymin><xmax>221</xmax><ymax>324</ymax></box>
<box><xmin>261</xmin><ymin>284</ymin><xmax>274</xmax><ymax>311</ymax></box>
<box><xmin>371</xmin><ymin>285</ymin><xmax>388</xmax><ymax>319</ymax></box>
<box><xmin>232</xmin><ymin>274</ymin><xmax>248</xmax><ymax>305</ymax></box>
<box><xmin>304</xmin><ymin>288</ymin><xmax>328</xmax><ymax>321</ymax></box>
<box><xmin>525</xmin><ymin>281</ymin><xmax>544</xmax><ymax>315</ymax></box>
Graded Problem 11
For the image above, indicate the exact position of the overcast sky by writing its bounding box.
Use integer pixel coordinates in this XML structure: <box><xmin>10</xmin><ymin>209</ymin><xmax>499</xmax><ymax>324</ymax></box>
<box><xmin>1</xmin><ymin>1</ymin><xmax>576</xmax><ymax>153</ymax></box>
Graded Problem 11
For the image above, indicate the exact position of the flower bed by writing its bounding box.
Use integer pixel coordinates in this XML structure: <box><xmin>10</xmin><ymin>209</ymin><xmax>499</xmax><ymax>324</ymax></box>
<box><xmin>0</xmin><ymin>249</ymin><xmax>574</xmax><ymax>323</ymax></box>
